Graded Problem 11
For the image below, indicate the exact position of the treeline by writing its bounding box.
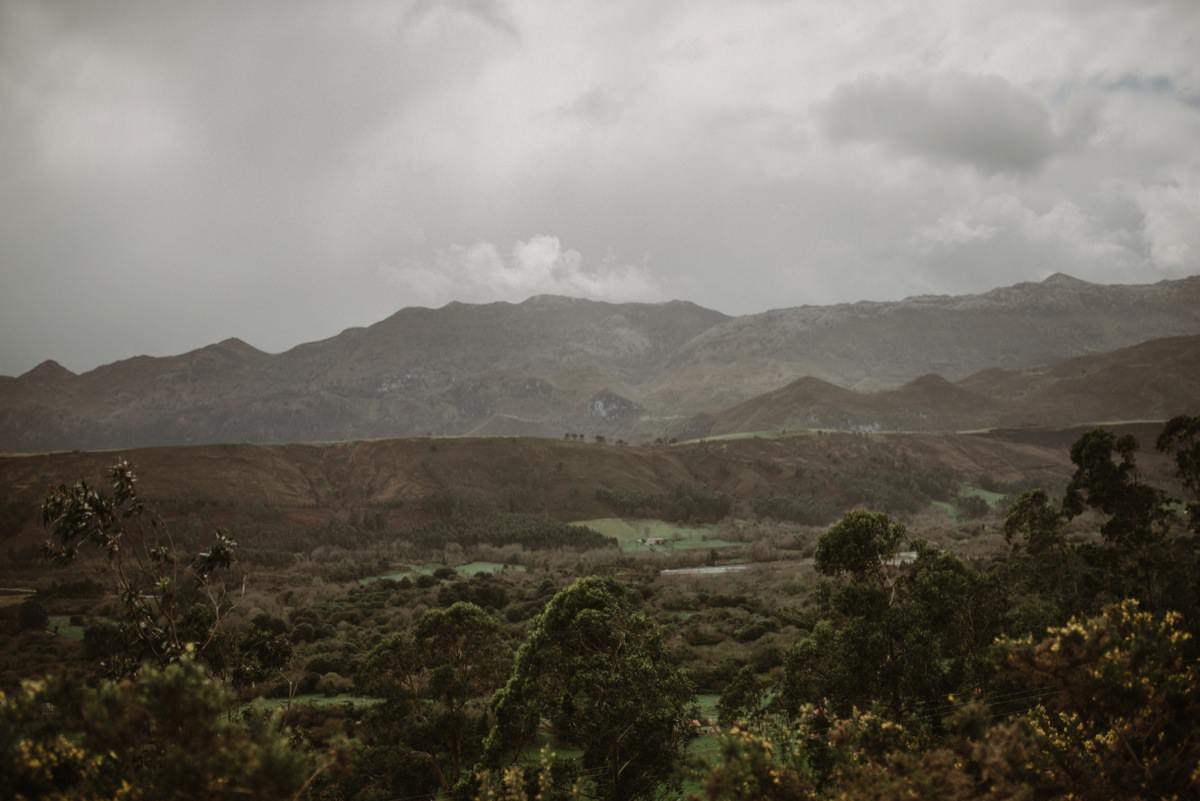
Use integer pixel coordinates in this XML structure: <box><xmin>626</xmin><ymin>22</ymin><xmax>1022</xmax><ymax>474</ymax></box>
<box><xmin>401</xmin><ymin>512</ymin><xmax>616</xmax><ymax>550</ymax></box>
<box><xmin>750</xmin><ymin>494</ymin><xmax>839</xmax><ymax>525</ymax></box>
<box><xmin>595</xmin><ymin>484</ymin><xmax>732</xmax><ymax>522</ymax></box>
<box><xmin>831</xmin><ymin>458</ymin><xmax>956</xmax><ymax>514</ymax></box>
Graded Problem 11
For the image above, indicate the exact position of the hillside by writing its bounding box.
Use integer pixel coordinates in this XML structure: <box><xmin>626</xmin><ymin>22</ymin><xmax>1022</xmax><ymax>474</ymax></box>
<box><xmin>650</xmin><ymin>273</ymin><xmax>1200</xmax><ymax>412</ymax></box>
<box><xmin>687</xmin><ymin>335</ymin><xmax>1200</xmax><ymax>437</ymax></box>
<box><xmin>0</xmin><ymin>426</ymin><xmax>1107</xmax><ymax>553</ymax></box>
<box><xmin>0</xmin><ymin>298</ymin><xmax>727</xmax><ymax>451</ymax></box>
<box><xmin>1</xmin><ymin>274</ymin><xmax>1197</xmax><ymax>452</ymax></box>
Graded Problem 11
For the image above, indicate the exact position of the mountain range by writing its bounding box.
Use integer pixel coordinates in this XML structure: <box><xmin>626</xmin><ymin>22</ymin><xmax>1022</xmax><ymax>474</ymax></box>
<box><xmin>2</xmin><ymin>273</ymin><xmax>1198</xmax><ymax>452</ymax></box>
<box><xmin>679</xmin><ymin>335</ymin><xmax>1200</xmax><ymax>438</ymax></box>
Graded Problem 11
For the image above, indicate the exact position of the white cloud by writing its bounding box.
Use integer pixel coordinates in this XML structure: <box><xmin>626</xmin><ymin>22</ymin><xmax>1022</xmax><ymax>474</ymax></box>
<box><xmin>382</xmin><ymin>235</ymin><xmax>660</xmax><ymax>306</ymax></box>
<box><xmin>1137</xmin><ymin>180</ymin><xmax>1200</xmax><ymax>273</ymax></box>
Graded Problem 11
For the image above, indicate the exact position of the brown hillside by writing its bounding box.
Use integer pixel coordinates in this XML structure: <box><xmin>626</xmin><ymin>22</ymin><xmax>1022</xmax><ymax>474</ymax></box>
<box><xmin>685</xmin><ymin>335</ymin><xmax>1200</xmax><ymax>437</ymax></box>
<box><xmin>0</xmin><ymin>430</ymin><xmax>1087</xmax><ymax>553</ymax></box>
<box><xmin>2</xmin><ymin>275</ymin><xmax>1196</xmax><ymax>452</ymax></box>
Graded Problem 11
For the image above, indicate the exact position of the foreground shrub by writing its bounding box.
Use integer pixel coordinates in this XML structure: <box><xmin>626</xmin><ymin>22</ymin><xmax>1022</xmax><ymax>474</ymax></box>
<box><xmin>0</xmin><ymin>657</ymin><xmax>320</xmax><ymax>801</ymax></box>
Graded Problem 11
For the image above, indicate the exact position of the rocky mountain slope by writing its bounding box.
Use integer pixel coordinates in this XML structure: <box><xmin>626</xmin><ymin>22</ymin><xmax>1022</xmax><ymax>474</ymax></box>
<box><xmin>650</xmin><ymin>273</ymin><xmax>1200</xmax><ymax>412</ymax></box>
<box><xmin>684</xmin><ymin>335</ymin><xmax>1200</xmax><ymax>437</ymax></box>
<box><xmin>1</xmin><ymin>274</ymin><xmax>1197</xmax><ymax>452</ymax></box>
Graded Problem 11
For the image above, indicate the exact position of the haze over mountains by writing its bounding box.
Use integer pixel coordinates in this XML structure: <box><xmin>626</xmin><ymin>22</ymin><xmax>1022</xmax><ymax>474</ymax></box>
<box><xmin>681</xmin><ymin>335</ymin><xmax>1200</xmax><ymax>439</ymax></box>
<box><xmin>2</xmin><ymin>273</ymin><xmax>1198</xmax><ymax>452</ymax></box>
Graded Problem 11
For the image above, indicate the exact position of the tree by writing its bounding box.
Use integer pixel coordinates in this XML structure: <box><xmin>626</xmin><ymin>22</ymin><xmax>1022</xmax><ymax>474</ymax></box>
<box><xmin>41</xmin><ymin>461</ymin><xmax>240</xmax><ymax>676</ymax></box>
<box><xmin>1157</xmin><ymin>414</ymin><xmax>1200</xmax><ymax>532</ymax></box>
<box><xmin>815</xmin><ymin>509</ymin><xmax>905</xmax><ymax>588</ymax></box>
<box><xmin>483</xmin><ymin>577</ymin><xmax>695</xmax><ymax>801</ymax></box>
<box><xmin>350</xmin><ymin>602</ymin><xmax>511</xmax><ymax>798</ymax></box>
<box><xmin>746</xmin><ymin>512</ymin><xmax>1007</xmax><ymax>725</ymax></box>
<box><xmin>1003</xmin><ymin>489</ymin><xmax>1065</xmax><ymax>555</ymax></box>
<box><xmin>1062</xmin><ymin>429</ymin><xmax>1167</xmax><ymax>547</ymax></box>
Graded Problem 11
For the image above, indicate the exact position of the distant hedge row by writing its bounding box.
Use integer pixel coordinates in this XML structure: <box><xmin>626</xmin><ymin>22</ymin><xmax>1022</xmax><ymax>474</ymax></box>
<box><xmin>401</xmin><ymin>512</ymin><xmax>616</xmax><ymax>550</ymax></box>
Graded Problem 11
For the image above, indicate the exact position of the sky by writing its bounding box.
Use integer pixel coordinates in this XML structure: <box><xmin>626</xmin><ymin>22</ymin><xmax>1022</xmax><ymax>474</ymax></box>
<box><xmin>1</xmin><ymin>0</ymin><xmax>1198</xmax><ymax>375</ymax></box>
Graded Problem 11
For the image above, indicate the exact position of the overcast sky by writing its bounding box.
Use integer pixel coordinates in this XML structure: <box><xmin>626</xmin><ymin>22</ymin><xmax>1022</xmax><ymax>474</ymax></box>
<box><xmin>2</xmin><ymin>0</ymin><xmax>1198</xmax><ymax>375</ymax></box>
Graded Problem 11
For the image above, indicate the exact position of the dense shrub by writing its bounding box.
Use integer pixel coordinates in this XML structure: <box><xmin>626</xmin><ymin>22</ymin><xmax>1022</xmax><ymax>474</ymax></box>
<box><xmin>833</xmin><ymin>460</ymin><xmax>957</xmax><ymax>514</ymax></box>
<box><xmin>403</xmin><ymin>513</ymin><xmax>615</xmax><ymax>550</ymax></box>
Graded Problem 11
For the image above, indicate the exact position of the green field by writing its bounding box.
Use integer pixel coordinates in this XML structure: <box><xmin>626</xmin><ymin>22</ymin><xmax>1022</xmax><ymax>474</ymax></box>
<box><xmin>695</xmin><ymin>692</ymin><xmax>720</xmax><ymax>722</ymax></box>
<box><xmin>359</xmin><ymin>565</ymin><xmax>436</xmax><ymax>584</ymax></box>
<box><xmin>457</xmin><ymin>561</ymin><xmax>526</xmax><ymax>575</ymax></box>
<box><xmin>48</xmin><ymin>614</ymin><xmax>85</xmax><ymax>641</ymax></box>
<box><xmin>961</xmin><ymin>486</ymin><xmax>1006</xmax><ymax>507</ymax></box>
<box><xmin>934</xmin><ymin>485</ymin><xmax>1008</xmax><ymax>520</ymax></box>
<box><xmin>575</xmin><ymin>518</ymin><xmax>744</xmax><ymax>553</ymax></box>
<box><xmin>253</xmin><ymin>694</ymin><xmax>384</xmax><ymax>711</ymax></box>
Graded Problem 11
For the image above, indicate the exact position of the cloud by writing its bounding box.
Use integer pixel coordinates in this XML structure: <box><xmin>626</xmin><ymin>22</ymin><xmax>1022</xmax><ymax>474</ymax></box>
<box><xmin>909</xmin><ymin>192</ymin><xmax>1151</xmax><ymax>287</ymax></box>
<box><xmin>382</xmin><ymin>236</ymin><xmax>660</xmax><ymax>306</ymax></box>
<box><xmin>820</xmin><ymin>72</ymin><xmax>1059</xmax><ymax>174</ymax></box>
<box><xmin>403</xmin><ymin>0</ymin><xmax>518</xmax><ymax>38</ymax></box>
<box><xmin>1137</xmin><ymin>181</ymin><xmax>1200</xmax><ymax>272</ymax></box>
<box><xmin>2</xmin><ymin>0</ymin><xmax>1199</xmax><ymax>373</ymax></box>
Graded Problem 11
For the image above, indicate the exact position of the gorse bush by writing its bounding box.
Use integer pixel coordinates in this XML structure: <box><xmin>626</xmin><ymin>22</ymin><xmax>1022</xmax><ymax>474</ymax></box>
<box><xmin>0</xmin><ymin>657</ymin><xmax>321</xmax><ymax>801</ymax></box>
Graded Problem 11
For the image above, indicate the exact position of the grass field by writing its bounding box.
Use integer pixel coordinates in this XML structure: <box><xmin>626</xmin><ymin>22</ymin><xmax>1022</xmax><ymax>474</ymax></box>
<box><xmin>457</xmin><ymin>561</ymin><xmax>526</xmax><ymax>575</ymax></box>
<box><xmin>253</xmin><ymin>694</ymin><xmax>384</xmax><ymax>711</ymax></box>
<box><xmin>961</xmin><ymin>486</ymin><xmax>1006</xmax><ymax>506</ymax></box>
<box><xmin>359</xmin><ymin>565</ymin><xmax>436</xmax><ymax>584</ymax></box>
<box><xmin>934</xmin><ymin>485</ymin><xmax>1008</xmax><ymax>520</ymax></box>
<box><xmin>47</xmin><ymin>614</ymin><xmax>85</xmax><ymax>640</ymax></box>
<box><xmin>575</xmin><ymin>518</ymin><xmax>744</xmax><ymax>553</ymax></box>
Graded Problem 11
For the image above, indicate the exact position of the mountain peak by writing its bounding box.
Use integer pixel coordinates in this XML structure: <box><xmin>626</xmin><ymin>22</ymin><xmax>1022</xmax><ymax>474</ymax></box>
<box><xmin>212</xmin><ymin>337</ymin><xmax>262</xmax><ymax>355</ymax></box>
<box><xmin>19</xmin><ymin>359</ymin><xmax>76</xmax><ymax>382</ymax></box>
<box><xmin>1041</xmin><ymin>272</ymin><xmax>1089</xmax><ymax>287</ymax></box>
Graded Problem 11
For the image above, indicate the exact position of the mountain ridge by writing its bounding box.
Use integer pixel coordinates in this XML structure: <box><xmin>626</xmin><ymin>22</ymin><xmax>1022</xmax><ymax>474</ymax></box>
<box><xmin>683</xmin><ymin>334</ymin><xmax>1200</xmax><ymax>438</ymax></box>
<box><xmin>1</xmin><ymin>273</ymin><xmax>1197</xmax><ymax>452</ymax></box>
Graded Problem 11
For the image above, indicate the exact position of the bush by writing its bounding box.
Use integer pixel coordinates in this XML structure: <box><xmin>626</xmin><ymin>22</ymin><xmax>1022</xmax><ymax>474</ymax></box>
<box><xmin>0</xmin><ymin>658</ymin><xmax>313</xmax><ymax>800</ymax></box>
<box><xmin>403</xmin><ymin>513</ymin><xmax>615</xmax><ymax>550</ymax></box>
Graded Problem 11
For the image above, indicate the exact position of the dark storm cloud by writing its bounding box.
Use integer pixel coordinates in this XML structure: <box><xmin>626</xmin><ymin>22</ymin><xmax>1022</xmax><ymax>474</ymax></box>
<box><xmin>821</xmin><ymin>73</ymin><xmax>1059</xmax><ymax>174</ymax></box>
